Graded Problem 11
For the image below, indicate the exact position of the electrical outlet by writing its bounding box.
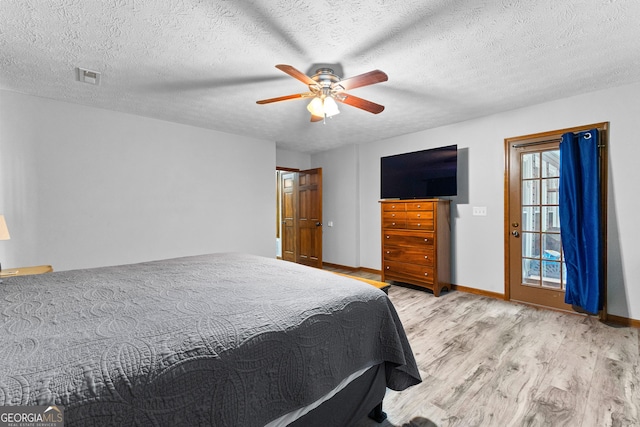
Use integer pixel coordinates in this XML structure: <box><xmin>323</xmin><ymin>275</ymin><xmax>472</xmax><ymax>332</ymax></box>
<box><xmin>472</xmin><ymin>206</ymin><xmax>487</xmax><ymax>216</ymax></box>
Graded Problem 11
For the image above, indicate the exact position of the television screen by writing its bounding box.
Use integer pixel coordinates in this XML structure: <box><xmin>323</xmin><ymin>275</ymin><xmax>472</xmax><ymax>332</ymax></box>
<box><xmin>381</xmin><ymin>145</ymin><xmax>457</xmax><ymax>199</ymax></box>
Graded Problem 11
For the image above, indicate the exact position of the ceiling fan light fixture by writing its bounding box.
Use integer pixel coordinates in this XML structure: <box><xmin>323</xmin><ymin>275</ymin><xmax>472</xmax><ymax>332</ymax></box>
<box><xmin>306</xmin><ymin>97</ymin><xmax>324</xmax><ymax>116</ymax></box>
<box><xmin>306</xmin><ymin>96</ymin><xmax>340</xmax><ymax>118</ymax></box>
<box><xmin>323</xmin><ymin>97</ymin><xmax>340</xmax><ymax>117</ymax></box>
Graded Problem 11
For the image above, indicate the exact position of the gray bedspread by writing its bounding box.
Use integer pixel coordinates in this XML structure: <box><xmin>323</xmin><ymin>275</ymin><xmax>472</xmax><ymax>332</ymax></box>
<box><xmin>0</xmin><ymin>253</ymin><xmax>421</xmax><ymax>426</ymax></box>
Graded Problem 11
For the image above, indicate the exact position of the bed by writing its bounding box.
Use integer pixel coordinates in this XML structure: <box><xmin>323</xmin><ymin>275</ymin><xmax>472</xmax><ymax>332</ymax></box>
<box><xmin>0</xmin><ymin>253</ymin><xmax>421</xmax><ymax>426</ymax></box>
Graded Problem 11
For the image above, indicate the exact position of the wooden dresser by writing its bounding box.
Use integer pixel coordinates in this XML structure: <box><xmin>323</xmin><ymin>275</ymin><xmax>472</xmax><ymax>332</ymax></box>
<box><xmin>380</xmin><ymin>199</ymin><xmax>451</xmax><ymax>296</ymax></box>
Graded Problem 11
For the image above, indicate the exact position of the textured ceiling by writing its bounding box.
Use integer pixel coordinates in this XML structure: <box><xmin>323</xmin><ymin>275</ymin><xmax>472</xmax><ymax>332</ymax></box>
<box><xmin>1</xmin><ymin>0</ymin><xmax>640</xmax><ymax>153</ymax></box>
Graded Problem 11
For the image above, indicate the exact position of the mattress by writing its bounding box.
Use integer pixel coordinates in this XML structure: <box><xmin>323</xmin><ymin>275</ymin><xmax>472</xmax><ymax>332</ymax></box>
<box><xmin>0</xmin><ymin>253</ymin><xmax>421</xmax><ymax>426</ymax></box>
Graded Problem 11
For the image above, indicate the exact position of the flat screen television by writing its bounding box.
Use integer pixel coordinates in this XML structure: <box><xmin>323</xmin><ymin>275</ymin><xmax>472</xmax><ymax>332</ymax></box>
<box><xmin>381</xmin><ymin>144</ymin><xmax>457</xmax><ymax>199</ymax></box>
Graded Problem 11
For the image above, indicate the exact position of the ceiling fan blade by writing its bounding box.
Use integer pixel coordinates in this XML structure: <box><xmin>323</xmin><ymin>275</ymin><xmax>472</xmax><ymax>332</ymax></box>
<box><xmin>256</xmin><ymin>92</ymin><xmax>313</xmax><ymax>104</ymax></box>
<box><xmin>310</xmin><ymin>114</ymin><xmax>324</xmax><ymax>122</ymax></box>
<box><xmin>275</xmin><ymin>64</ymin><xmax>318</xmax><ymax>87</ymax></box>
<box><xmin>333</xmin><ymin>70</ymin><xmax>388</xmax><ymax>91</ymax></box>
<box><xmin>336</xmin><ymin>94</ymin><xmax>385</xmax><ymax>114</ymax></box>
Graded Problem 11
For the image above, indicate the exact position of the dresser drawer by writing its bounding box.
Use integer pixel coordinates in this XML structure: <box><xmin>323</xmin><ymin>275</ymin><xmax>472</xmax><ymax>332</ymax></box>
<box><xmin>383</xmin><ymin>247</ymin><xmax>435</xmax><ymax>265</ymax></box>
<box><xmin>406</xmin><ymin>210</ymin><xmax>433</xmax><ymax>221</ymax></box>
<box><xmin>382</xmin><ymin>202</ymin><xmax>406</xmax><ymax>212</ymax></box>
<box><xmin>382</xmin><ymin>211</ymin><xmax>407</xmax><ymax>228</ymax></box>
<box><xmin>406</xmin><ymin>201</ymin><xmax>433</xmax><ymax>211</ymax></box>
<box><xmin>383</xmin><ymin>211</ymin><xmax>407</xmax><ymax>220</ymax></box>
<box><xmin>406</xmin><ymin>210</ymin><xmax>434</xmax><ymax>230</ymax></box>
<box><xmin>383</xmin><ymin>232</ymin><xmax>434</xmax><ymax>247</ymax></box>
<box><xmin>406</xmin><ymin>219</ymin><xmax>434</xmax><ymax>230</ymax></box>
<box><xmin>383</xmin><ymin>261</ymin><xmax>434</xmax><ymax>284</ymax></box>
<box><xmin>383</xmin><ymin>218</ymin><xmax>406</xmax><ymax>228</ymax></box>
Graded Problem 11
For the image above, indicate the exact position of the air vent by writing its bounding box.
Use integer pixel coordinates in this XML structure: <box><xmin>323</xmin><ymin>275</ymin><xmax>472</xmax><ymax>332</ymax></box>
<box><xmin>77</xmin><ymin>67</ymin><xmax>101</xmax><ymax>85</ymax></box>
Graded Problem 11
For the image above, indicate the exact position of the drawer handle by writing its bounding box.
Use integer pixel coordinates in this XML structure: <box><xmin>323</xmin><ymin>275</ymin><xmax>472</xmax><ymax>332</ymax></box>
<box><xmin>424</xmin><ymin>272</ymin><xmax>428</xmax><ymax>276</ymax></box>
<box><xmin>417</xmin><ymin>204</ymin><xmax>421</xmax><ymax>208</ymax></box>
<box><xmin>424</xmin><ymin>255</ymin><xmax>428</xmax><ymax>259</ymax></box>
<box><xmin>417</xmin><ymin>214</ymin><xmax>421</xmax><ymax>218</ymax></box>
<box><xmin>386</xmin><ymin>251</ymin><xmax>390</xmax><ymax>254</ymax></box>
<box><xmin>417</xmin><ymin>223</ymin><xmax>421</xmax><ymax>227</ymax></box>
<box><xmin>386</xmin><ymin>235</ymin><xmax>390</xmax><ymax>239</ymax></box>
<box><xmin>391</xmin><ymin>205</ymin><xmax>396</xmax><ymax>209</ymax></box>
<box><xmin>392</xmin><ymin>222</ymin><xmax>396</xmax><ymax>226</ymax></box>
<box><xmin>386</xmin><ymin>266</ymin><xmax>390</xmax><ymax>270</ymax></box>
<box><xmin>424</xmin><ymin>238</ymin><xmax>429</xmax><ymax>242</ymax></box>
<box><xmin>392</xmin><ymin>213</ymin><xmax>396</xmax><ymax>217</ymax></box>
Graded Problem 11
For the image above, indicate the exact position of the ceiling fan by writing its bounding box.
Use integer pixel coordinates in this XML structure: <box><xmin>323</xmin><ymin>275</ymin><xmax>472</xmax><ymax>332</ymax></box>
<box><xmin>256</xmin><ymin>64</ymin><xmax>388</xmax><ymax>122</ymax></box>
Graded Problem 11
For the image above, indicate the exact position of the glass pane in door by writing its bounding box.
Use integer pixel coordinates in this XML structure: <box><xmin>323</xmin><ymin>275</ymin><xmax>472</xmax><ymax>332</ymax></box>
<box><xmin>523</xmin><ymin>259</ymin><xmax>540</xmax><ymax>286</ymax></box>
<box><xmin>542</xmin><ymin>205</ymin><xmax>560</xmax><ymax>232</ymax></box>
<box><xmin>542</xmin><ymin>178</ymin><xmax>559</xmax><ymax>204</ymax></box>
<box><xmin>522</xmin><ymin>232</ymin><xmax>539</xmax><ymax>258</ymax></box>
<box><xmin>522</xmin><ymin>206</ymin><xmax>540</xmax><ymax>231</ymax></box>
<box><xmin>542</xmin><ymin>151</ymin><xmax>560</xmax><ymax>177</ymax></box>
<box><xmin>522</xmin><ymin>153</ymin><xmax>540</xmax><ymax>179</ymax></box>
<box><xmin>522</xmin><ymin>231</ymin><xmax>540</xmax><ymax>286</ymax></box>
<box><xmin>522</xmin><ymin>180</ymin><xmax>540</xmax><ymax>205</ymax></box>
<box><xmin>542</xmin><ymin>260</ymin><xmax>562</xmax><ymax>289</ymax></box>
<box><xmin>542</xmin><ymin>232</ymin><xmax>562</xmax><ymax>255</ymax></box>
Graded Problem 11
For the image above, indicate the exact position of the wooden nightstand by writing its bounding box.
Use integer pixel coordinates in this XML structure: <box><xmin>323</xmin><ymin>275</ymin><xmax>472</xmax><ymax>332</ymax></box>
<box><xmin>0</xmin><ymin>265</ymin><xmax>53</xmax><ymax>278</ymax></box>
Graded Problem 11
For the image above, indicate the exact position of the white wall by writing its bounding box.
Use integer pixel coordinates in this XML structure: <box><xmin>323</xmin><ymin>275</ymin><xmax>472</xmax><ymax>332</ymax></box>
<box><xmin>276</xmin><ymin>148</ymin><xmax>311</xmax><ymax>170</ymax></box>
<box><xmin>311</xmin><ymin>144</ymin><xmax>360</xmax><ymax>267</ymax></box>
<box><xmin>0</xmin><ymin>90</ymin><xmax>276</xmax><ymax>271</ymax></box>
<box><xmin>315</xmin><ymin>81</ymin><xmax>640</xmax><ymax>320</ymax></box>
<box><xmin>358</xmin><ymin>116</ymin><xmax>506</xmax><ymax>289</ymax></box>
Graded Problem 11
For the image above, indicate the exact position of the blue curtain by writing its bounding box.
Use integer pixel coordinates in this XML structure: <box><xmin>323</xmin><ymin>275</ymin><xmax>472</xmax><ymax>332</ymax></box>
<box><xmin>559</xmin><ymin>129</ymin><xmax>602</xmax><ymax>314</ymax></box>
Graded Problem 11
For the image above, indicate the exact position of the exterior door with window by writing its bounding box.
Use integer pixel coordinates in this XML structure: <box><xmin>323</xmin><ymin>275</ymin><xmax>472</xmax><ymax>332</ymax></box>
<box><xmin>505</xmin><ymin>123</ymin><xmax>607</xmax><ymax>312</ymax></box>
<box><xmin>507</xmin><ymin>140</ymin><xmax>570</xmax><ymax>311</ymax></box>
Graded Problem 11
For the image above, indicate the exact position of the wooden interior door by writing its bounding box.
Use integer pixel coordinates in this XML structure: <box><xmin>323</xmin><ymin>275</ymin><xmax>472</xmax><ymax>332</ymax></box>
<box><xmin>505</xmin><ymin>123</ymin><xmax>608</xmax><ymax>312</ymax></box>
<box><xmin>281</xmin><ymin>171</ymin><xmax>297</xmax><ymax>262</ymax></box>
<box><xmin>296</xmin><ymin>168</ymin><xmax>323</xmax><ymax>268</ymax></box>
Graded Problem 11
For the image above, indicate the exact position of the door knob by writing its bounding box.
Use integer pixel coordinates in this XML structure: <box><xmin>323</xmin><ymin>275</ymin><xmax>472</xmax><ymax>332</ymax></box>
<box><xmin>512</xmin><ymin>230</ymin><xmax>520</xmax><ymax>237</ymax></box>
<box><xmin>316</xmin><ymin>222</ymin><xmax>322</xmax><ymax>226</ymax></box>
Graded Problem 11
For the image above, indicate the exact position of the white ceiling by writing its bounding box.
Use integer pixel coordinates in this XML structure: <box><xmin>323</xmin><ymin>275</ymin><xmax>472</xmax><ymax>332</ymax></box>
<box><xmin>2</xmin><ymin>1</ymin><xmax>640</xmax><ymax>153</ymax></box>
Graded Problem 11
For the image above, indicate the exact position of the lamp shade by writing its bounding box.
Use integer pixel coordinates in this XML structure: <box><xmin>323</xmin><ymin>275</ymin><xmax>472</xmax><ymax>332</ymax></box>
<box><xmin>306</xmin><ymin>97</ymin><xmax>324</xmax><ymax>116</ymax></box>
<box><xmin>0</xmin><ymin>215</ymin><xmax>10</xmax><ymax>240</ymax></box>
<box><xmin>323</xmin><ymin>97</ymin><xmax>340</xmax><ymax>117</ymax></box>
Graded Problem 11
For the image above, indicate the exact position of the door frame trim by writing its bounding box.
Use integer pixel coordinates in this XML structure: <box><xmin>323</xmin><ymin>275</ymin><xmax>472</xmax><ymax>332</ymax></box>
<box><xmin>503</xmin><ymin>122</ymin><xmax>609</xmax><ymax>316</ymax></box>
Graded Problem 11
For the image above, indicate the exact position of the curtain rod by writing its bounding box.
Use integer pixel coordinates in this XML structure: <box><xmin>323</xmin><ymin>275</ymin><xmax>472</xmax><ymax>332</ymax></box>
<box><xmin>511</xmin><ymin>135</ymin><xmax>606</xmax><ymax>149</ymax></box>
<box><xmin>511</xmin><ymin>138</ymin><xmax>561</xmax><ymax>148</ymax></box>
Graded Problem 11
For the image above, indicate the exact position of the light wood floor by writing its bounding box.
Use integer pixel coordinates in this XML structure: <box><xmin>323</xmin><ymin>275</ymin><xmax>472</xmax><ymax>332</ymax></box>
<box><xmin>323</xmin><ymin>267</ymin><xmax>640</xmax><ymax>427</ymax></box>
